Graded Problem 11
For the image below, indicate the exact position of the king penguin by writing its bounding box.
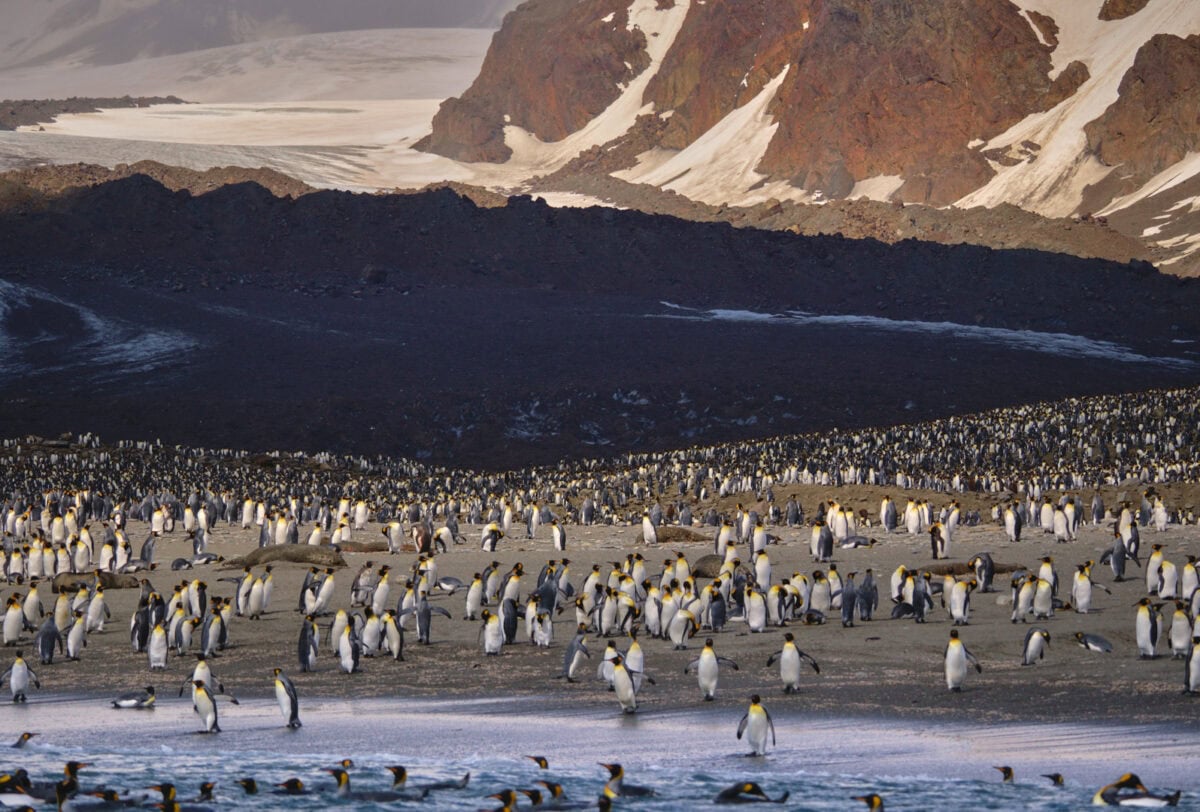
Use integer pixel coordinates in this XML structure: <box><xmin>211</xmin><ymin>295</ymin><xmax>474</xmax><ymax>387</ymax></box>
<box><xmin>273</xmin><ymin>668</ymin><xmax>301</xmax><ymax>729</ymax></box>
<box><xmin>736</xmin><ymin>694</ymin><xmax>775</xmax><ymax>756</ymax></box>
<box><xmin>944</xmin><ymin>629</ymin><xmax>981</xmax><ymax>691</ymax></box>
<box><xmin>192</xmin><ymin>680</ymin><xmax>220</xmax><ymax>733</ymax></box>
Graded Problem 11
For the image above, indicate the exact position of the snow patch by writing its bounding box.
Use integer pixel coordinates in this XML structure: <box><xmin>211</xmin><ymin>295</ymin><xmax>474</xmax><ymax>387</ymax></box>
<box><xmin>500</xmin><ymin>0</ymin><xmax>691</xmax><ymax>176</ymax></box>
<box><xmin>956</xmin><ymin>0</ymin><xmax>1200</xmax><ymax>218</ymax></box>
<box><xmin>614</xmin><ymin>66</ymin><xmax>807</xmax><ymax>206</ymax></box>
<box><xmin>1098</xmin><ymin>152</ymin><xmax>1200</xmax><ymax>216</ymax></box>
<box><xmin>601</xmin><ymin>12</ymin><xmax>615</xmax><ymax>23</ymax></box>
<box><xmin>850</xmin><ymin>175</ymin><xmax>905</xmax><ymax>202</ymax></box>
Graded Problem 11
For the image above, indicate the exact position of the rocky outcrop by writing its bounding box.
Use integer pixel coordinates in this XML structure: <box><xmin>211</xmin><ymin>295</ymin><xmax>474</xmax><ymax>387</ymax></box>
<box><xmin>643</xmin><ymin>0</ymin><xmax>806</xmax><ymax>149</ymax></box>
<box><xmin>0</xmin><ymin>96</ymin><xmax>185</xmax><ymax>131</ymax></box>
<box><xmin>1084</xmin><ymin>34</ymin><xmax>1200</xmax><ymax>194</ymax></box>
<box><xmin>1099</xmin><ymin>0</ymin><xmax>1151</xmax><ymax>21</ymax></box>
<box><xmin>426</xmin><ymin>0</ymin><xmax>1089</xmax><ymax>204</ymax></box>
<box><xmin>757</xmin><ymin>1</ymin><xmax>1074</xmax><ymax>205</ymax></box>
<box><xmin>419</xmin><ymin>0</ymin><xmax>649</xmax><ymax>162</ymax></box>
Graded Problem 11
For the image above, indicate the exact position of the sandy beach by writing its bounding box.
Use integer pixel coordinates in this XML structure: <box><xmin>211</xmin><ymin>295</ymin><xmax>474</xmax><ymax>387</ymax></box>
<box><xmin>8</xmin><ymin>483</ymin><xmax>1200</xmax><ymax>732</ymax></box>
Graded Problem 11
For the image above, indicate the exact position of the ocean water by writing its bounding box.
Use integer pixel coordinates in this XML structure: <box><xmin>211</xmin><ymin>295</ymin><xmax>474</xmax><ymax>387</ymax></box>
<box><xmin>4</xmin><ymin>695</ymin><xmax>1197</xmax><ymax>810</ymax></box>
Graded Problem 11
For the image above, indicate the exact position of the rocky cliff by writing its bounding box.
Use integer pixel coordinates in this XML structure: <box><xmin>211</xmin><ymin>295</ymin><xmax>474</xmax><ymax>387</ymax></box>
<box><xmin>422</xmin><ymin>0</ymin><xmax>1200</xmax><ymax>271</ymax></box>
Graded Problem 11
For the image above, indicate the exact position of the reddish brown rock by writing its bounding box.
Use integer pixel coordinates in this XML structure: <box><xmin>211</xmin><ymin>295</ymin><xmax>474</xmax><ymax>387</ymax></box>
<box><xmin>426</xmin><ymin>0</ymin><xmax>1087</xmax><ymax>204</ymax></box>
<box><xmin>1026</xmin><ymin>10</ymin><xmax>1059</xmax><ymax>47</ymax></box>
<box><xmin>759</xmin><ymin>0</ymin><xmax>1066</xmax><ymax>205</ymax></box>
<box><xmin>1098</xmin><ymin>0</ymin><xmax>1151</xmax><ymax>21</ymax></box>
<box><xmin>1084</xmin><ymin>34</ymin><xmax>1200</xmax><ymax>191</ymax></box>
<box><xmin>419</xmin><ymin>0</ymin><xmax>649</xmax><ymax>162</ymax></box>
<box><xmin>644</xmin><ymin>0</ymin><xmax>809</xmax><ymax>149</ymax></box>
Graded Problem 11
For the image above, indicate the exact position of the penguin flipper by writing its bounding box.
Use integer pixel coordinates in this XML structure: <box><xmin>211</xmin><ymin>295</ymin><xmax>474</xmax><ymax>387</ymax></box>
<box><xmin>736</xmin><ymin>713</ymin><xmax>748</xmax><ymax>740</ymax></box>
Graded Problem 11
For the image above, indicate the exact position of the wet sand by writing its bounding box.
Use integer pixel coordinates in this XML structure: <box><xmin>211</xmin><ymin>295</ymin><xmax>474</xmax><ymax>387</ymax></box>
<box><xmin>9</xmin><ymin>487</ymin><xmax>1200</xmax><ymax>732</ymax></box>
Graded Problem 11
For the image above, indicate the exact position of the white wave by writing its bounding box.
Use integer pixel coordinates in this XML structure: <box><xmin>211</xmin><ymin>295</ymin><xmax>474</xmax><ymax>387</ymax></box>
<box><xmin>654</xmin><ymin>301</ymin><xmax>1194</xmax><ymax>368</ymax></box>
<box><xmin>0</xmin><ymin>279</ymin><xmax>199</xmax><ymax>381</ymax></box>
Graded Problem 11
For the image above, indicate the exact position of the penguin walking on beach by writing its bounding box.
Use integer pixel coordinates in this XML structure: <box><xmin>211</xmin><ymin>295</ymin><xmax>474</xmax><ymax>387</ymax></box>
<box><xmin>611</xmin><ymin>654</ymin><xmax>639</xmax><ymax>713</ymax></box>
<box><xmin>1</xmin><ymin>651</ymin><xmax>39</xmax><ymax>702</ymax></box>
<box><xmin>400</xmin><ymin>596</ymin><xmax>451</xmax><ymax>645</ymax></box>
<box><xmin>944</xmin><ymin>629</ymin><xmax>981</xmax><ymax>691</ymax></box>
<box><xmin>192</xmin><ymin>680</ymin><xmax>220</xmax><ymax>733</ymax></box>
<box><xmin>737</xmin><ymin>694</ymin><xmax>775</xmax><ymax>756</ymax></box>
<box><xmin>684</xmin><ymin>638</ymin><xmax>739</xmax><ymax>700</ymax></box>
<box><xmin>273</xmin><ymin>668</ymin><xmax>301</xmax><ymax>729</ymax></box>
<box><xmin>767</xmin><ymin>632</ymin><xmax>819</xmax><ymax>693</ymax></box>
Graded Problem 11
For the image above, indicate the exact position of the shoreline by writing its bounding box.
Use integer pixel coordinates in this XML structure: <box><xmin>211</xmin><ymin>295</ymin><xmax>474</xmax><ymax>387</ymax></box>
<box><xmin>9</xmin><ymin>696</ymin><xmax>1200</xmax><ymax>795</ymax></box>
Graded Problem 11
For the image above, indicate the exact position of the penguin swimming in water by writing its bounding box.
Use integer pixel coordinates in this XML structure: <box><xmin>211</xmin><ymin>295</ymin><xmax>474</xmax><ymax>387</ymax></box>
<box><xmin>273</xmin><ymin>668</ymin><xmax>301</xmax><ymax>729</ymax></box>
<box><xmin>600</xmin><ymin>763</ymin><xmax>655</xmax><ymax>798</ymax></box>
<box><xmin>737</xmin><ymin>694</ymin><xmax>775</xmax><ymax>756</ymax></box>
<box><xmin>326</xmin><ymin>768</ymin><xmax>427</xmax><ymax>803</ymax></box>
<box><xmin>713</xmin><ymin>781</ymin><xmax>789</xmax><ymax>804</ymax></box>
<box><xmin>1092</xmin><ymin>773</ymin><xmax>1181</xmax><ymax>807</ymax></box>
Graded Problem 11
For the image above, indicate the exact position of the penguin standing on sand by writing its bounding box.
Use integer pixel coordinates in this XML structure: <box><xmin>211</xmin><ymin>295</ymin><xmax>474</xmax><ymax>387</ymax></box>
<box><xmin>1185</xmin><ymin>637</ymin><xmax>1200</xmax><ymax>695</ymax></box>
<box><xmin>737</xmin><ymin>694</ymin><xmax>775</xmax><ymax>756</ymax></box>
<box><xmin>298</xmin><ymin>615</ymin><xmax>318</xmax><ymax>672</ymax></box>
<box><xmin>1134</xmin><ymin>598</ymin><xmax>1160</xmax><ymax>659</ymax></box>
<box><xmin>1</xmin><ymin>651</ymin><xmax>39</xmax><ymax>702</ymax></box>
<box><xmin>273</xmin><ymin>668</ymin><xmax>301</xmax><ymax>729</ymax></box>
<box><xmin>558</xmin><ymin>624</ymin><xmax>590</xmax><ymax>682</ymax></box>
<box><xmin>944</xmin><ymin>629</ymin><xmax>981</xmax><ymax>691</ymax></box>
<box><xmin>1021</xmin><ymin>628</ymin><xmax>1050</xmax><ymax>666</ymax></box>
<box><xmin>767</xmin><ymin>632</ymin><xmax>819</xmax><ymax>693</ymax></box>
<box><xmin>968</xmin><ymin>554</ymin><xmax>995</xmax><ymax>593</ymax></box>
<box><xmin>611</xmin><ymin>654</ymin><xmax>639</xmax><ymax>713</ymax></box>
<box><xmin>684</xmin><ymin>638</ymin><xmax>739</xmax><ymax>700</ymax></box>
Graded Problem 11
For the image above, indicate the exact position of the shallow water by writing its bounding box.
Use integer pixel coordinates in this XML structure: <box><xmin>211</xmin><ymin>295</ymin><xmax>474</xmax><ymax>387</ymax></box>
<box><xmin>5</xmin><ymin>695</ymin><xmax>1197</xmax><ymax>809</ymax></box>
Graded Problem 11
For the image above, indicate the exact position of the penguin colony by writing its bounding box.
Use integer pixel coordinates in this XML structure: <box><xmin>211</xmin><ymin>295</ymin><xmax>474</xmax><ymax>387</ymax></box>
<box><xmin>0</xmin><ymin>386</ymin><xmax>1198</xmax><ymax>808</ymax></box>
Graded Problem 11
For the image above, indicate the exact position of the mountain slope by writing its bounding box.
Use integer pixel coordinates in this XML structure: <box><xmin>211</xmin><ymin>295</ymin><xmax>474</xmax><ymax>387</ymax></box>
<box><xmin>424</xmin><ymin>0</ymin><xmax>1200</xmax><ymax>274</ymax></box>
<box><xmin>0</xmin><ymin>0</ymin><xmax>520</xmax><ymax>70</ymax></box>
